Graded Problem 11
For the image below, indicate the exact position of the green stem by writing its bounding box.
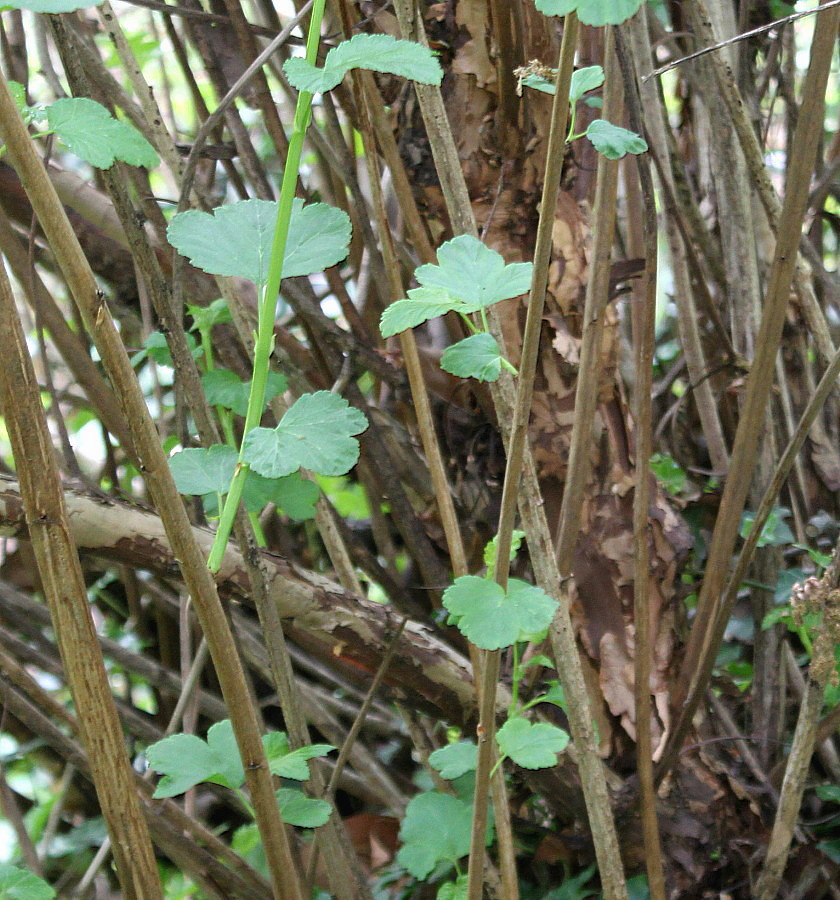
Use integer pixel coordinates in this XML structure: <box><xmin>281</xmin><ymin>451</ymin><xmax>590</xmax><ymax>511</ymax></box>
<box><xmin>207</xmin><ymin>0</ymin><xmax>326</xmax><ymax>573</ymax></box>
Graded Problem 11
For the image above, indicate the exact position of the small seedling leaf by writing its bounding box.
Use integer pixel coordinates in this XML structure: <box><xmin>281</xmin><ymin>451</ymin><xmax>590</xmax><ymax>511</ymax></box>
<box><xmin>284</xmin><ymin>33</ymin><xmax>442</xmax><ymax>94</ymax></box>
<box><xmin>534</xmin><ymin>0</ymin><xmax>646</xmax><ymax>26</ymax></box>
<box><xmin>243</xmin><ymin>391</ymin><xmax>367</xmax><ymax>479</ymax></box>
<box><xmin>585</xmin><ymin>119</ymin><xmax>648</xmax><ymax>159</ymax></box>
<box><xmin>169</xmin><ymin>445</ymin><xmax>237</xmax><ymax>496</ymax></box>
<box><xmin>0</xmin><ymin>865</ymin><xmax>55</xmax><ymax>900</ymax></box>
<box><xmin>276</xmin><ymin>789</ymin><xmax>331</xmax><ymax>827</ymax></box>
<box><xmin>570</xmin><ymin>65</ymin><xmax>604</xmax><ymax>103</ymax></box>
<box><xmin>442</xmin><ymin>575</ymin><xmax>558</xmax><ymax>650</ymax></box>
<box><xmin>496</xmin><ymin>717</ymin><xmax>569</xmax><ymax>769</ymax></box>
<box><xmin>429</xmin><ymin>741</ymin><xmax>478</xmax><ymax>780</ymax></box>
<box><xmin>46</xmin><ymin>98</ymin><xmax>158</xmax><ymax>168</ymax></box>
<box><xmin>146</xmin><ymin>720</ymin><xmax>246</xmax><ymax>797</ymax></box>
<box><xmin>397</xmin><ymin>792</ymin><xmax>473</xmax><ymax>879</ymax></box>
<box><xmin>441</xmin><ymin>333</ymin><xmax>506</xmax><ymax>382</ymax></box>
<box><xmin>201</xmin><ymin>369</ymin><xmax>286</xmax><ymax>417</ymax></box>
<box><xmin>167</xmin><ymin>199</ymin><xmax>351</xmax><ymax>284</ymax></box>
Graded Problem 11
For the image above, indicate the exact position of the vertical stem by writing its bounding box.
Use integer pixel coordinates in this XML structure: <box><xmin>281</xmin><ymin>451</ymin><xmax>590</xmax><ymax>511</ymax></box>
<box><xmin>466</xmin><ymin>15</ymin><xmax>580</xmax><ymax>900</ymax></box>
<box><xmin>615</xmin><ymin>24</ymin><xmax>667</xmax><ymax>900</ymax></box>
<box><xmin>208</xmin><ymin>0</ymin><xmax>327</xmax><ymax>571</ymax></box>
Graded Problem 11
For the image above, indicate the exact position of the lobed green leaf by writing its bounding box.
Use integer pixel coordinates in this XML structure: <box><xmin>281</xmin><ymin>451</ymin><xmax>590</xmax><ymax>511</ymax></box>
<box><xmin>443</xmin><ymin>575</ymin><xmax>558</xmax><ymax>650</ymax></box>
<box><xmin>495</xmin><ymin>717</ymin><xmax>570</xmax><ymax>769</ymax></box>
<box><xmin>0</xmin><ymin>865</ymin><xmax>55</xmax><ymax>900</ymax></box>
<box><xmin>534</xmin><ymin>0</ymin><xmax>646</xmax><ymax>26</ymax></box>
<box><xmin>429</xmin><ymin>741</ymin><xmax>478</xmax><ymax>780</ymax></box>
<box><xmin>397</xmin><ymin>792</ymin><xmax>474</xmax><ymax>879</ymax></box>
<box><xmin>284</xmin><ymin>33</ymin><xmax>442</xmax><ymax>94</ymax></box>
<box><xmin>46</xmin><ymin>98</ymin><xmax>158</xmax><ymax>168</ymax></box>
<box><xmin>201</xmin><ymin>369</ymin><xmax>286</xmax><ymax>417</ymax></box>
<box><xmin>167</xmin><ymin>199</ymin><xmax>351</xmax><ymax>285</ymax></box>
<box><xmin>276</xmin><ymin>788</ymin><xmax>331</xmax><ymax>828</ymax></box>
<box><xmin>585</xmin><ymin>119</ymin><xmax>648</xmax><ymax>159</ymax></box>
<box><xmin>146</xmin><ymin>720</ymin><xmax>245</xmax><ymax>798</ymax></box>
<box><xmin>440</xmin><ymin>333</ymin><xmax>507</xmax><ymax>382</ymax></box>
<box><xmin>243</xmin><ymin>391</ymin><xmax>368</xmax><ymax>479</ymax></box>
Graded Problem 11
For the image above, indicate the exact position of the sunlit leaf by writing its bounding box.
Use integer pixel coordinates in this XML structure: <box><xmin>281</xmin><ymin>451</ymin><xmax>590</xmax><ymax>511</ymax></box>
<box><xmin>397</xmin><ymin>793</ymin><xmax>473</xmax><ymax>879</ymax></box>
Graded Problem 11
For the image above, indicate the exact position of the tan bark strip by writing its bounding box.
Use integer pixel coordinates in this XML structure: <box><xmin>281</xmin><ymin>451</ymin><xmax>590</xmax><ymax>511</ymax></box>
<box><xmin>0</xmin><ymin>75</ymin><xmax>303</xmax><ymax>900</ymax></box>
<box><xmin>0</xmin><ymin>255</ymin><xmax>163</xmax><ymax>900</ymax></box>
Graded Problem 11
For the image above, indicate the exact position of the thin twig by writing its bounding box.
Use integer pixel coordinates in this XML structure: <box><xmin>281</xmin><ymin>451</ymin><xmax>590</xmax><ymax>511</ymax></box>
<box><xmin>642</xmin><ymin>0</ymin><xmax>840</xmax><ymax>81</ymax></box>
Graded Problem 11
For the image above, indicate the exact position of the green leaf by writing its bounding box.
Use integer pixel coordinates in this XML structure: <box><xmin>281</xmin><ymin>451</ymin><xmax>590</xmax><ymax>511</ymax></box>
<box><xmin>397</xmin><ymin>792</ymin><xmax>473</xmax><ymax>879</ymax></box>
<box><xmin>201</xmin><ymin>369</ymin><xmax>287</xmax><ymax>417</ymax></box>
<box><xmin>379</xmin><ymin>288</ymin><xmax>461</xmax><ymax>338</ymax></box>
<box><xmin>243</xmin><ymin>470</ymin><xmax>319</xmax><ymax>520</ymax></box>
<box><xmin>284</xmin><ymin>33</ymin><xmax>442</xmax><ymax>94</ymax></box>
<box><xmin>429</xmin><ymin>741</ymin><xmax>478</xmax><ymax>780</ymax></box>
<box><xmin>3</xmin><ymin>0</ymin><xmax>103</xmax><ymax>13</ymax></box>
<box><xmin>819</xmin><ymin>839</ymin><xmax>840</xmax><ymax>865</ymax></box>
<box><xmin>242</xmin><ymin>391</ymin><xmax>367</xmax><ymax>479</ymax></box>
<box><xmin>740</xmin><ymin>507</ymin><xmax>795</xmax><ymax>548</ymax></box>
<box><xmin>483</xmin><ymin>529</ymin><xmax>526</xmax><ymax>575</ymax></box>
<box><xmin>263</xmin><ymin>732</ymin><xmax>335</xmax><ymax>781</ymax></box>
<box><xmin>0</xmin><ymin>865</ymin><xmax>55</xmax><ymax>900</ymax></box>
<box><xmin>441</xmin><ymin>333</ymin><xmax>507</xmax><ymax>382</ymax></box>
<box><xmin>519</xmin><ymin>72</ymin><xmax>557</xmax><ymax>95</ymax></box>
<box><xmin>495</xmin><ymin>718</ymin><xmax>569</xmax><ymax>769</ymax></box>
<box><xmin>570</xmin><ymin>65</ymin><xmax>604</xmax><ymax>103</ymax></box>
<box><xmin>416</xmin><ymin>235</ymin><xmax>532</xmax><ymax>312</ymax></box>
<box><xmin>146</xmin><ymin>720</ymin><xmax>245</xmax><ymax>798</ymax></box>
<box><xmin>585</xmin><ymin>119</ymin><xmax>648</xmax><ymax>159</ymax></box>
<box><xmin>540</xmin><ymin>864</ymin><xmax>597</xmax><ymax>900</ymax></box>
<box><xmin>276</xmin><ymin>788</ymin><xmax>331</xmax><ymax>828</ymax></box>
<box><xmin>816</xmin><ymin>784</ymin><xmax>840</xmax><ymax>805</ymax></box>
<box><xmin>442</xmin><ymin>575</ymin><xmax>558</xmax><ymax>650</ymax></box>
<box><xmin>188</xmin><ymin>298</ymin><xmax>232</xmax><ymax>332</ymax></box>
<box><xmin>380</xmin><ymin>235</ymin><xmax>531</xmax><ymax>336</ymax></box>
<box><xmin>534</xmin><ymin>0</ymin><xmax>646</xmax><ymax>26</ymax></box>
<box><xmin>131</xmin><ymin>330</ymin><xmax>202</xmax><ymax>367</ymax></box>
<box><xmin>437</xmin><ymin>874</ymin><xmax>468</xmax><ymax>900</ymax></box>
<box><xmin>534</xmin><ymin>681</ymin><xmax>567</xmax><ymax>711</ymax></box>
<box><xmin>167</xmin><ymin>199</ymin><xmax>351</xmax><ymax>284</ymax></box>
<box><xmin>169</xmin><ymin>445</ymin><xmax>237</xmax><ymax>496</ymax></box>
<box><xmin>650</xmin><ymin>452</ymin><xmax>687</xmax><ymax>494</ymax></box>
<box><xmin>45</xmin><ymin>98</ymin><xmax>158</xmax><ymax>169</ymax></box>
